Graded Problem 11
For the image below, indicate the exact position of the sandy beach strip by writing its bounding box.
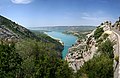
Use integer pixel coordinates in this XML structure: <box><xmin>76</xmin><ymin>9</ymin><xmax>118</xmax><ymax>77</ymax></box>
<box><xmin>44</xmin><ymin>32</ymin><xmax>64</xmax><ymax>45</ymax></box>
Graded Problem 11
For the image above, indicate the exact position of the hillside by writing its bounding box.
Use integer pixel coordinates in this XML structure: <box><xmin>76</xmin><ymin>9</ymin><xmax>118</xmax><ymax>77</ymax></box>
<box><xmin>0</xmin><ymin>15</ymin><xmax>75</xmax><ymax>78</ymax></box>
<box><xmin>1</xmin><ymin>15</ymin><xmax>119</xmax><ymax>78</ymax></box>
<box><xmin>0</xmin><ymin>15</ymin><xmax>63</xmax><ymax>57</ymax></box>
<box><xmin>0</xmin><ymin>15</ymin><xmax>39</xmax><ymax>40</ymax></box>
<box><xmin>65</xmin><ymin>18</ymin><xmax>120</xmax><ymax>78</ymax></box>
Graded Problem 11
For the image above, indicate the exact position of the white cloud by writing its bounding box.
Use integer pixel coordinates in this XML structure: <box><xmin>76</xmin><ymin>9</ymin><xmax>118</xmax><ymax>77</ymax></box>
<box><xmin>79</xmin><ymin>11</ymin><xmax>116</xmax><ymax>26</ymax></box>
<box><xmin>11</xmin><ymin>0</ymin><xmax>33</xmax><ymax>4</ymax></box>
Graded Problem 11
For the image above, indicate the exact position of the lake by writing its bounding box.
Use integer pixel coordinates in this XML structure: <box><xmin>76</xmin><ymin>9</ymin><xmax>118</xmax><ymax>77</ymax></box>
<box><xmin>45</xmin><ymin>31</ymin><xmax>77</xmax><ymax>59</ymax></box>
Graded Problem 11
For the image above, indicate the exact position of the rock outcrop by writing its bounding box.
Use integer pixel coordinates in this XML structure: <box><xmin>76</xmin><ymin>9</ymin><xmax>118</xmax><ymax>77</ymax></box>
<box><xmin>0</xmin><ymin>15</ymin><xmax>39</xmax><ymax>42</ymax></box>
<box><xmin>65</xmin><ymin>18</ymin><xmax>119</xmax><ymax>76</ymax></box>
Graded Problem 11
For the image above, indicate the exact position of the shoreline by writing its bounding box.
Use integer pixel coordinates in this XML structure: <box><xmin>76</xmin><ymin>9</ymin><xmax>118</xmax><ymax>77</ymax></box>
<box><xmin>44</xmin><ymin>31</ymin><xmax>78</xmax><ymax>59</ymax></box>
<box><xmin>44</xmin><ymin>32</ymin><xmax>64</xmax><ymax>45</ymax></box>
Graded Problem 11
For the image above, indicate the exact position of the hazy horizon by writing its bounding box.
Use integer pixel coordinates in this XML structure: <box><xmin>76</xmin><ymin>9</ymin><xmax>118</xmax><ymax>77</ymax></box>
<box><xmin>28</xmin><ymin>25</ymin><xmax>96</xmax><ymax>28</ymax></box>
<box><xmin>0</xmin><ymin>0</ymin><xmax>120</xmax><ymax>27</ymax></box>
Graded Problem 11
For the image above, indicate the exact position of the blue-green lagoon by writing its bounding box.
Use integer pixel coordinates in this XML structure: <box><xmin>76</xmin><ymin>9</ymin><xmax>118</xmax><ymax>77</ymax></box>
<box><xmin>45</xmin><ymin>31</ymin><xmax>77</xmax><ymax>59</ymax></box>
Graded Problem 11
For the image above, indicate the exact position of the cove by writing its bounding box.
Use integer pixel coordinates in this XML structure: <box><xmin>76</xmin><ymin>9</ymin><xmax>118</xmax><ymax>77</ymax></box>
<box><xmin>45</xmin><ymin>31</ymin><xmax>77</xmax><ymax>59</ymax></box>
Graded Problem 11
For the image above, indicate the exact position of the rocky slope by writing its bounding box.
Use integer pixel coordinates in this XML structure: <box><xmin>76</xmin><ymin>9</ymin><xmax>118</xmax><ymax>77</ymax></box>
<box><xmin>65</xmin><ymin>17</ymin><xmax>120</xmax><ymax>75</ymax></box>
<box><xmin>0</xmin><ymin>15</ymin><xmax>39</xmax><ymax>41</ymax></box>
<box><xmin>0</xmin><ymin>15</ymin><xmax>64</xmax><ymax>57</ymax></box>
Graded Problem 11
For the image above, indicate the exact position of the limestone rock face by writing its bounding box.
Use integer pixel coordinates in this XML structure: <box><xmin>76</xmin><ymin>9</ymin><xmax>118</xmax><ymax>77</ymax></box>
<box><xmin>0</xmin><ymin>15</ymin><xmax>38</xmax><ymax>42</ymax></box>
<box><xmin>65</xmin><ymin>19</ymin><xmax>118</xmax><ymax>72</ymax></box>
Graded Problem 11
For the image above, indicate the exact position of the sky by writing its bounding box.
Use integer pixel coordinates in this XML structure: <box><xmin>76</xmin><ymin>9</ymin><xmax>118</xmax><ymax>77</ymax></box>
<box><xmin>0</xmin><ymin>0</ymin><xmax>120</xmax><ymax>27</ymax></box>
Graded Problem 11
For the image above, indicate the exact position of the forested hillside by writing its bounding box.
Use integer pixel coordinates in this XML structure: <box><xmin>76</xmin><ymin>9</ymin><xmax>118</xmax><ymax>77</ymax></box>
<box><xmin>0</xmin><ymin>15</ymin><xmax>63</xmax><ymax>57</ymax></box>
<box><xmin>0</xmin><ymin>15</ymin><xmax>74</xmax><ymax>78</ymax></box>
<box><xmin>0</xmin><ymin>15</ymin><xmax>116</xmax><ymax>78</ymax></box>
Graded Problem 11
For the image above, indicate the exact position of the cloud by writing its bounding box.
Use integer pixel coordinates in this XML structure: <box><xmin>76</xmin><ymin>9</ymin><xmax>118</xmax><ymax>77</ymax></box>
<box><xmin>81</xmin><ymin>12</ymin><xmax>106</xmax><ymax>21</ymax></box>
<box><xmin>11</xmin><ymin>0</ymin><xmax>33</xmax><ymax>4</ymax></box>
<box><xmin>80</xmin><ymin>11</ymin><xmax>114</xmax><ymax>25</ymax></box>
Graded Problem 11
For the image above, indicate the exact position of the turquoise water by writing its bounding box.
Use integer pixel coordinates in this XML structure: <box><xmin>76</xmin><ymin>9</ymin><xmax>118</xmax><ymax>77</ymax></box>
<box><xmin>46</xmin><ymin>31</ymin><xmax>77</xmax><ymax>59</ymax></box>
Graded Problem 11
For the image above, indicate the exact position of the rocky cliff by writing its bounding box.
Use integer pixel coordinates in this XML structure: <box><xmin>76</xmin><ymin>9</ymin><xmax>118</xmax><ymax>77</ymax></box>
<box><xmin>0</xmin><ymin>15</ymin><xmax>39</xmax><ymax>41</ymax></box>
<box><xmin>65</xmin><ymin>18</ymin><xmax>119</xmax><ymax>76</ymax></box>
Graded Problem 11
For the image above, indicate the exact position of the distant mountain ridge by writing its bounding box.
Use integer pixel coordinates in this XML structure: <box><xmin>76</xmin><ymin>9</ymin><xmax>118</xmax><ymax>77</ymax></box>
<box><xmin>30</xmin><ymin>26</ymin><xmax>96</xmax><ymax>32</ymax></box>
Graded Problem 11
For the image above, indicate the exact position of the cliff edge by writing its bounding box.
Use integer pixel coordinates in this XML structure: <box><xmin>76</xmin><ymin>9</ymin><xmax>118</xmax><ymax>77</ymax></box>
<box><xmin>65</xmin><ymin>17</ymin><xmax>120</xmax><ymax>78</ymax></box>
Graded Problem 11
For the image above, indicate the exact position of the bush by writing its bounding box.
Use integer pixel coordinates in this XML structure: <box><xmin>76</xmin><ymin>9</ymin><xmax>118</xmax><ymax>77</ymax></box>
<box><xmin>115</xmin><ymin>56</ymin><xmax>119</xmax><ymax>63</ymax></box>
<box><xmin>101</xmin><ymin>23</ymin><xmax>104</xmax><ymax>25</ymax></box>
<box><xmin>103</xmin><ymin>33</ymin><xmax>109</xmax><ymax>40</ymax></box>
<box><xmin>94</xmin><ymin>27</ymin><xmax>104</xmax><ymax>39</ymax></box>
<box><xmin>96</xmin><ymin>38</ymin><xmax>103</xmax><ymax>44</ymax></box>
<box><xmin>97</xmin><ymin>39</ymin><xmax>114</xmax><ymax>58</ymax></box>
<box><xmin>76</xmin><ymin>54</ymin><xmax>113</xmax><ymax>78</ymax></box>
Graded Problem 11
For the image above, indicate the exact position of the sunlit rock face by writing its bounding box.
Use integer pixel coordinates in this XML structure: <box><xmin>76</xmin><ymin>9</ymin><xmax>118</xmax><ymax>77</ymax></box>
<box><xmin>0</xmin><ymin>15</ymin><xmax>38</xmax><ymax>41</ymax></box>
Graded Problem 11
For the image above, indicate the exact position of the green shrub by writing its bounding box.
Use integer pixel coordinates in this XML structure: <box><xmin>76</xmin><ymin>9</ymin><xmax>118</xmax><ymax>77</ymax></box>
<box><xmin>97</xmin><ymin>39</ymin><xmax>114</xmax><ymax>58</ymax></box>
<box><xmin>115</xmin><ymin>56</ymin><xmax>119</xmax><ymax>63</ymax></box>
<box><xmin>96</xmin><ymin>38</ymin><xmax>103</xmax><ymax>44</ymax></box>
<box><xmin>94</xmin><ymin>27</ymin><xmax>104</xmax><ymax>39</ymax></box>
<box><xmin>103</xmin><ymin>33</ymin><xmax>109</xmax><ymax>40</ymax></box>
<box><xmin>76</xmin><ymin>54</ymin><xmax>113</xmax><ymax>78</ymax></box>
